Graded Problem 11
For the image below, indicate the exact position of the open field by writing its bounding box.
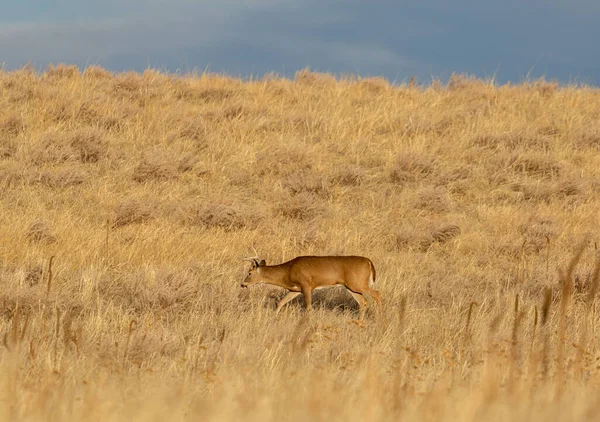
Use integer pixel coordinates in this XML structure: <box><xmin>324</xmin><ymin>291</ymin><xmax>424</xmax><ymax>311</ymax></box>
<box><xmin>1</xmin><ymin>65</ymin><xmax>600</xmax><ymax>421</ymax></box>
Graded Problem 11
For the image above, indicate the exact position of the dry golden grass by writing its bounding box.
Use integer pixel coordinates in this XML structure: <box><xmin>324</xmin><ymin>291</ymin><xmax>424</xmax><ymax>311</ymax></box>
<box><xmin>1</xmin><ymin>65</ymin><xmax>600</xmax><ymax>421</ymax></box>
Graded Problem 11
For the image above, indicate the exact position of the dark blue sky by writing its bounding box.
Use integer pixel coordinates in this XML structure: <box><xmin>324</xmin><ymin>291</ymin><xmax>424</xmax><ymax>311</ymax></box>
<box><xmin>1</xmin><ymin>1</ymin><xmax>598</xmax><ymax>85</ymax></box>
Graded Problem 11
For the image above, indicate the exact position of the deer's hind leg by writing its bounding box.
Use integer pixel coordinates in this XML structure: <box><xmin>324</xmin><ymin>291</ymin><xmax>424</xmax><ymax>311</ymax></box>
<box><xmin>364</xmin><ymin>287</ymin><xmax>382</xmax><ymax>310</ymax></box>
<box><xmin>348</xmin><ymin>290</ymin><xmax>368</xmax><ymax>320</ymax></box>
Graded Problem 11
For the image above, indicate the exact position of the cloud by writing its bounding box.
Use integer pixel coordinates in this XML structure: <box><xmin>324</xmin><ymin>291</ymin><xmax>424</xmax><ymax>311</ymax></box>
<box><xmin>0</xmin><ymin>1</ymin><xmax>598</xmax><ymax>85</ymax></box>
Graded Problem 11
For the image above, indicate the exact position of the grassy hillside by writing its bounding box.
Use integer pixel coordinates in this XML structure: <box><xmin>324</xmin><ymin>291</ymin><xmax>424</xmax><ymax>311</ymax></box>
<box><xmin>1</xmin><ymin>65</ymin><xmax>600</xmax><ymax>421</ymax></box>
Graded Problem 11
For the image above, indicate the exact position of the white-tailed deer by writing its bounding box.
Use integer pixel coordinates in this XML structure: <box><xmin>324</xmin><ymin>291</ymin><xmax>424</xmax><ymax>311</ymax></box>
<box><xmin>241</xmin><ymin>255</ymin><xmax>382</xmax><ymax>319</ymax></box>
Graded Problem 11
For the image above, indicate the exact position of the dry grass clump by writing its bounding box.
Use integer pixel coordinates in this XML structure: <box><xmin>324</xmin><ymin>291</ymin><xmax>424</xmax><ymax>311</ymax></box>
<box><xmin>555</xmin><ymin>178</ymin><xmax>583</xmax><ymax>197</ymax></box>
<box><xmin>44</xmin><ymin>63</ymin><xmax>80</xmax><ymax>80</ymax></box>
<box><xmin>113</xmin><ymin>71</ymin><xmax>144</xmax><ymax>95</ymax></box>
<box><xmin>0</xmin><ymin>165</ymin><xmax>25</xmax><ymax>188</ymax></box>
<box><xmin>194</xmin><ymin>86</ymin><xmax>235</xmax><ymax>103</ymax></box>
<box><xmin>69</xmin><ymin>127</ymin><xmax>106</xmax><ymax>163</ymax></box>
<box><xmin>518</xmin><ymin>215</ymin><xmax>558</xmax><ymax>253</ymax></box>
<box><xmin>294</xmin><ymin>68</ymin><xmax>337</xmax><ymax>87</ymax></box>
<box><xmin>472</xmin><ymin>130</ymin><xmax>552</xmax><ymax>151</ymax></box>
<box><xmin>0</xmin><ymin>136</ymin><xmax>16</xmax><ymax>159</ymax></box>
<box><xmin>413</xmin><ymin>186</ymin><xmax>451</xmax><ymax>213</ymax></box>
<box><xmin>507</xmin><ymin>152</ymin><xmax>561</xmax><ymax>178</ymax></box>
<box><xmin>83</xmin><ymin>65</ymin><xmax>113</xmax><ymax>80</ymax></box>
<box><xmin>25</xmin><ymin>220</ymin><xmax>57</xmax><ymax>244</ymax></box>
<box><xmin>33</xmin><ymin>167</ymin><xmax>88</xmax><ymax>188</ymax></box>
<box><xmin>431</xmin><ymin>224</ymin><xmax>461</xmax><ymax>244</ymax></box>
<box><xmin>0</xmin><ymin>113</ymin><xmax>25</xmax><ymax>136</ymax></box>
<box><xmin>389</xmin><ymin>151</ymin><xmax>436</xmax><ymax>184</ymax></box>
<box><xmin>97</xmin><ymin>268</ymin><xmax>200</xmax><ymax>314</ymax></box>
<box><xmin>393</xmin><ymin>225</ymin><xmax>430</xmax><ymax>251</ymax></box>
<box><xmin>28</xmin><ymin>130</ymin><xmax>77</xmax><ymax>165</ymax></box>
<box><xmin>168</xmin><ymin>118</ymin><xmax>208</xmax><ymax>146</ymax></box>
<box><xmin>446</xmin><ymin>72</ymin><xmax>491</xmax><ymax>92</ymax></box>
<box><xmin>573</xmin><ymin>125</ymin><xmax>600</xmax><ymax>148</ymax></box>
<box><xmin>330</xmin><ymin>166</ymin><xmax>365</xmax><ymax>186</ymax></box>
<box><xmin>393</xmin><ymin>223</ymin><xmax>461</xmax><ymax>251</ymax></box>
<box><xmin>181</xmin><ymin>202</ymin><xmax>263</xmax><ymax>231</ymax></box>
<box><xmin>505</xmin><ymin>176</ymin><xmax>584</xmax><ymax>204</ymax></box>
<box><xmin>358</xmin><ymin>76</ymin><xmax>389</xmax><ymax>95</ymax></box>
<box><xmin>112</xmin><ymin>198</ymin><xmax>156</xmax><ymax>228</ymax></box>
<box><xmin>275</xmin><ymin>192</ymin><xmax>325</xmax><ymax>221</ymax></box>
<box><xmin>132</xmin><ymin>148</ymin><xmax>199</xmax><ymax>182</ymax></box>
<box><xmin>254</xmin><ymin>143</ymin><xmax>313</xmax><ymax>177</ymax></box>
<box><xmin>2</xmin><ymin>66</ymin><xmax>600</xmax><ymax>421</ymax></box>
<box><xmin>132</xmin><ymin>158</ymin><xmax>178</xmax><ymax>182</ymax></box>
<box><xmin>283</xmin><ymin>171</ymin><xmax>330</xmax><ymax>198</ymax></box>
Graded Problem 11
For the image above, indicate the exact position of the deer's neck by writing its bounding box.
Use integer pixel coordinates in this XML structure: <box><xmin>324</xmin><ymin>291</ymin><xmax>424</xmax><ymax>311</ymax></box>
<box><xmin>262</xmin><ymin>265</ymin><xmax>291</xmax><ymax>289</ymax></box>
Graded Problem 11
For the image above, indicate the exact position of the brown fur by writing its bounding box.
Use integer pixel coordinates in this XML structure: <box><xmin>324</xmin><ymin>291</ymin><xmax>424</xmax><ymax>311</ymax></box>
<box><xmin>241</xmin><ymin>256</ymin><xmax>382</xmax><ymax>318</ymax></box>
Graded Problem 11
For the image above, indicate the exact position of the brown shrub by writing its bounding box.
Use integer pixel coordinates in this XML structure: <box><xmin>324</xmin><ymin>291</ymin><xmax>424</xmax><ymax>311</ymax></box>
<box><xmin>197</xmin><ymin>87</ymin><xmax>235</xmax><ymax>102</ymax></box>
<box><xmin>446</xmin><ymin>73</ymin><xmax>489</xmax><ymax>91</ymax></box>
<box><xmin>254</xmin><ymin>144</ymin><xmax>313</xmax><ymax>177</ymax></box>
<box><xmin>330</xmin><ymin>166</ymin><xmax>365</xmax><ymax>186</ymax></box>
<box><xmin>222</xmin><ymin>103</ymin><xmax>247</xmax><ymax>120</ymax></box>
<box><xmin>517</xmin><ymin>216</ymin><xmax>558</xmax><ymax>254</ymax></box>
<box><xmin>294</xmin><ymin>68</ymin><xmax>337</xmax><ymax>87</ymax></box>
<box><xmin>390</xmin><ymin>152</ymin><xmax>436</xmax><ymax>184</ymax></box>
<box><xmin>35</xmin><ymin>168</ymin><xmax>88</xmax><ymax>188</ymax></box>
<box><xmin>393</xmin><ymin>226</ymin><xmax>430</xmax><ymax>251</ymax></box>
<box><xmin>177</xmin><ymin>153</ymin><xmax>197</xmax><ymax>173</ymax></box>
<box><xmin>538</xmin><ymin>125</ymin><xmax>560</xmax><ymax>136</ymax></box>
<box><xmin>275</xmin><ymin>192</ymin><xmax>325</xmax><ymax>221</ymax></box>
<box><xmin>113</xmin><ymin>199</ymin><xmax>156</xmax><ymax>228</ymax></box>
<box><xmin>502</xmin><ymin>181</ymin><xmax>554</xmax><ymax>204</ymax></box>
<box><xmin>26</xmin><ymin>220</ymin><xmax>57</xmax><ymax>244</ymax></box>
<box><xmin>431</xmin><ymin>224</ymin><xmax>461</xmax><ymax>244</ymax></box>
<box><xmin>113</xmin><ymin>72</ymin><xmax>144</xmax><ymax>97</ymax></box>
<box><xmin>83</xmin><ymin>65</ymin><xmax>113</xmax><ymax>80</ymax></box>
<box><xmin>393</xmin><ymin>223</ymin><xmax>461</xmax><ymax>252</ymax></box>
<box><xmin>0</xmin><ymin>114</ymin><xmax>25</xmax><ymax>136</ymax></box>
<box><xmin>506</xmin><ymin>153</ymin><xmax>561</xmax><ymax>178</ymax></box>
<box><xmin>290</xmin><ymin>225</ymin><xmax>324</xmax><ymax>250</ymax></box>
<box><xmin>70</xmin><ymin>128</ymin><xmax>106</xmax><ymax>163</ymax></box>
<box><xmin>280</xmin><ymin>114</ymin><xmax>329</xmax><ymax>136</ymax></box>
<box><xmin>533</xmin><ymin>79</ymin><xmax>559</xmax><ymax>98</ymax></box>
<box><xmin>358</xmin><ymin>77</ymin><xmax>389</xmax><ymax>95</ymax></box>
<box><xmin>98</xmin><ymin>268</ymin><xmax>200</xmax><ymax>314</ymax></box>
<box><xmin>573</xmin><ymin>125</ymin><xmax>600</xmax><ymax>149</ymax></box>
<box><xmin>182</xmin><ymin>203</ymin><xmax>261</xmax><ymax>231</ymax></box>
<box><xmin>1</xmin><ymin>67</ymin><xmax>37</xmax><ymax>103</ymax></box>
<box><xmin>472</xmin><ymin>131</ymin><xmax>551</xmax><ymax>151</ymax></box>
<box><xmin>413</xmin><ymin>187</ymin><xmax>451</xmax><ymax>213</ymax></box>
<box><xmin>283</xmin><ymin>171</ymin><xmax>330</xmax><ymax>198</ymax></box>
<box><xmin>389</xmin><ymin>115</ymin><xmax>455</xmax><ymax>138</ymax></box>
<box><xmin>559</xmin><ymin>179</ymin><xmax>583</xmax><ymax>197</ymax></box>
<box><xmin>169</xmin><ymin>119</ymin><xmax>207</xmax><ymax>146</ymax></box>
<box><xmin>30</xmin><ymin>130</ymin><xmax>76</xmax><ymax>165</ymax></box>
<box><xmin>132</xmin><ymin>158</ymin><xmax>178</xmax><ymax>182</ymax></box>
<box><xmin>175</xmin><ymin>83</ymin><xmax>234</xmax><ymax>103</ymax></box>
<box><xmin>24</xmin><ymin>264</ymin><xmax>44</xmax><ymax>287</ymax></box>
<box><xmin>72</xmin><ymin>100</ymin><xmax>102</xmax><ymax>125</ymax></box>
<box><xmin>0</xmin><ymin>136</ymin><xmax>16</xmax><ymax>159</ymax></box>
<box><xmin>0</xmin><ymin>165</ymin><xmax>25</xmax><ymax>188</ymax></box>
<box><xmin>45</xmin><ymin>64</ymin><xmax>80</xmax><ymax>80</ymax></box>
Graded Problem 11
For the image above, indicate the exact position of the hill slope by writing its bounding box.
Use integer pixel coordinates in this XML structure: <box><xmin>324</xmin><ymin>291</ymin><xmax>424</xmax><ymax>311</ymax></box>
<box><xmin>1</xmin><ymin>66</ymin><xmax>600</xmax><ymax>421</ymax></box>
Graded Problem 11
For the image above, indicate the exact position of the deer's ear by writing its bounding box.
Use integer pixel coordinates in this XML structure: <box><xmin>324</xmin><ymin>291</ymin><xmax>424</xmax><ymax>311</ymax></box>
<box><xmin>259</xmin><ymin>259</ymin><xmax>266</xmax><ymax>267</ymax></box>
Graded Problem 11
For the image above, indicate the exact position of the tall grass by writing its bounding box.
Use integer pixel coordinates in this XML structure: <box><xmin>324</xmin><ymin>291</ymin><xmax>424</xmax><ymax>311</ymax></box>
<box><xmin>1</xmin><ymin>65</ymin><xmax>600</xmax><ymax>421</ymax></box>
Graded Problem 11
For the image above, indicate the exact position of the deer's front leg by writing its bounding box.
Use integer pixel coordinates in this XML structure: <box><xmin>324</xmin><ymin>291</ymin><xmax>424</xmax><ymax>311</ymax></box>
<box><xmin>276</xmin><ymin>291</ymin><xmax>301</xmax><ymax>313</ymax></box>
